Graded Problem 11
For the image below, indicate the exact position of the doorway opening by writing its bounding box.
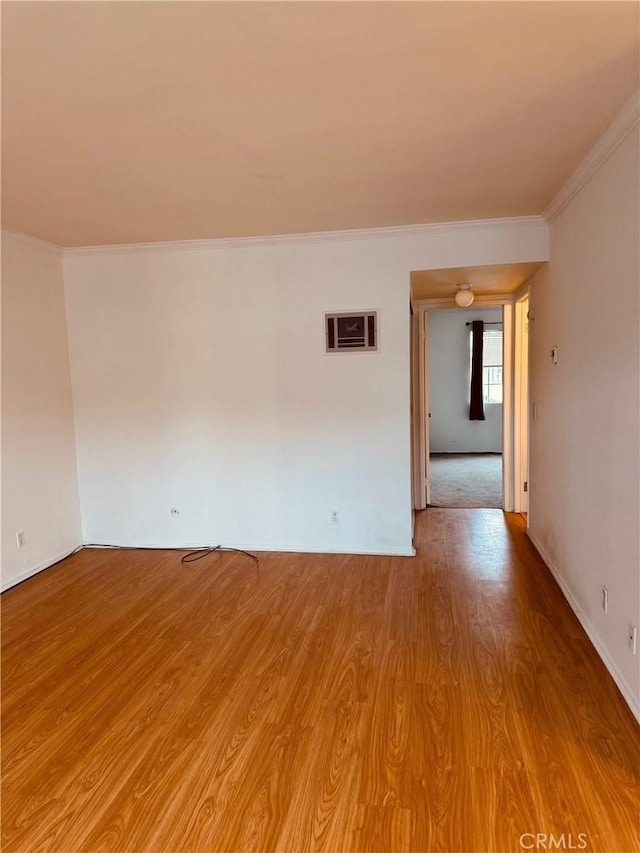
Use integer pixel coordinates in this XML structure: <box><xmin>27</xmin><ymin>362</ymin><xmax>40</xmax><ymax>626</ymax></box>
<box><xmin>410</xmin><ymin>260</ymin><xmax>544</xmax><ymax>519</ymax></box>
<box><xmin>428</xmin><ymin>306</ymin><xmax>503</xmax><ymax>508</ymax></box>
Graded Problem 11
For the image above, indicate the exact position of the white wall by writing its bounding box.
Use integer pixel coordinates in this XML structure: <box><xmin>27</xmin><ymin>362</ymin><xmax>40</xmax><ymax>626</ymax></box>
<box><xmin>429</xmin><ymin>306</ymin><xmax>503</xmax><ymax>453</ymax></box>
<box><xmin>528</xmin><ymin>125</ymin><xmax>640</xmax><ymax>717</ymax></box>
<box><xmin>63</xmin><ymin>219</ymin><xmax>547</xmax><ymax>556</ymax></box>
<box><xmin>1</xmin><ymin>232</ymin><xmax>82</xmax><ymax>589</ymax></box>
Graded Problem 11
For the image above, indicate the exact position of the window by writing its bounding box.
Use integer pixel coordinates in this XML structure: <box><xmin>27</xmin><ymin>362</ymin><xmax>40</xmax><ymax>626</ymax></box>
<box><xmin>470</xmin><ymin>326</ymin><xmax>503</xmax><ymax>404</ymax></box>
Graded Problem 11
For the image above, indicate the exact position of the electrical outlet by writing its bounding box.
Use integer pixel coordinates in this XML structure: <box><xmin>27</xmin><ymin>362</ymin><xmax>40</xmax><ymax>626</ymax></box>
<box><xmin>629</xmin><ymin>624</ymin><xmax>638</xmax><ymax>655</ymax></box>
<box><xmin>601</xmin><ymin>586</ymin><xmax>608</xmax><ymax>613</ymax></box>
<box><xmin>16</xmin><ymin>530</ymin><xmax>26</xmax><ymax>549</ymax></box>
<box><xmin>330</xmin><ymin>510</ymin><xmax>340</xmax><ymax>526</ymax></box>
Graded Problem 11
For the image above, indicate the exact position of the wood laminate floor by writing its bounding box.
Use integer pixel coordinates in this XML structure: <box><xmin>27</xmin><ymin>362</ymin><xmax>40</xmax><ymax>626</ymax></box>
<box><xmin>2</xmin><ymin>510</ymin><xmax>639</xmax><ymax>853</ymax></box>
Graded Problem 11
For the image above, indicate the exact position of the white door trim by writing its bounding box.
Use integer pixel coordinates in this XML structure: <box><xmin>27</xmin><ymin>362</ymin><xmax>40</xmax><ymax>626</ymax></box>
<box><xmin>411</xmin><ymin>295</ymin><xmax>515</xmax><ymax>512</ymax></box>
<box><xmin>502</xmin><ymin>301</ymin><xmax>514</xmax><ymax>512</ymax></box>
<box><xmin>411</xmin><ymin>307</ymin><xmax>428</xmax><ymax>509</ymax></box>
<box><xmin>513</xmin><ymin>290</ymin><xmax>530</xmax><ymax>514</ymax></box>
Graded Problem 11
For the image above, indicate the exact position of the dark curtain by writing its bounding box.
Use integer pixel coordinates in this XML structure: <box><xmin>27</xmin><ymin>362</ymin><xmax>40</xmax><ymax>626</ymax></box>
<box><xmin>469</xmin><ymin>320</ymin><xmax>485</xmax><ymax>420</ymax></box>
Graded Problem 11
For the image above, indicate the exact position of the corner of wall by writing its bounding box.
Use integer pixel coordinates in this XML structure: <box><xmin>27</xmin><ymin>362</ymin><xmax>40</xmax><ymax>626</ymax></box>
<box><xmin>1</xmin><ymin>231</ymin><xmax>82</xmax><ymax>591</ymax></box>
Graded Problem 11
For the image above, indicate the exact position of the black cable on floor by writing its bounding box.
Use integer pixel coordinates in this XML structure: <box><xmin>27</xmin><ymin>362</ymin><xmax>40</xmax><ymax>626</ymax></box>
<box><xmin>180</xmin><ymin>546</ymin><xmax>258</xmax><ymax>565</ymax></box>
<box><xmin>81</xmin><ymin>543</ymin><xmax>258</xmax><ymax>565</ymax></box>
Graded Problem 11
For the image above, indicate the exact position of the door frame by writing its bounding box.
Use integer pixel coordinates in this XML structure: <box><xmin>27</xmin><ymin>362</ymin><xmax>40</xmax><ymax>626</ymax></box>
<box><xmin>513</xmin><ymin>287</ymin><xmax>530</xmax><ymax>515</ymax></box>
<box><xmin>411</xmin><ymin>308</ymin><xmax>429</xmax><ymax>509</ymax></box>
<box><xmin>411</xmin><ymin>294</ymin><xmax>515</xmax><ymax>511</ymax></box>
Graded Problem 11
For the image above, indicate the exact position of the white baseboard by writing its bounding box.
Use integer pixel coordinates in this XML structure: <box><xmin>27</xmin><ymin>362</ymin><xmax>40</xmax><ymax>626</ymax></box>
<box><xmin>1</xmin><ymin>538</ymin><xmax>415</xmax><ymax>595</ymax></box>
<box><xmin>83</xmin><ymin>540</ymin><xmax>416</xmax><ymax>558</ymax></box>
<box><xmin>527</xmin><ymin>530</ymin><xmax>640</xmax><ymax>724</ymax></box>
<box><xmin>1</xmin><ymin>544</ymin><xmax>82</xmax><ymax>593</ymax></box>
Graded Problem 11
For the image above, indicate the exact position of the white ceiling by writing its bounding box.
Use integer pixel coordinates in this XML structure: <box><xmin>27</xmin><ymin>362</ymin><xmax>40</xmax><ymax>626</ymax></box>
<box><xmin>2</xmin><ymin>2</ymin><xmax>638</xmax><ymax>247</ymax></box>
<box><xmin>410</xmin><ymin>262</ymin><xmax>545</xmax><ymax>302</ymax></box>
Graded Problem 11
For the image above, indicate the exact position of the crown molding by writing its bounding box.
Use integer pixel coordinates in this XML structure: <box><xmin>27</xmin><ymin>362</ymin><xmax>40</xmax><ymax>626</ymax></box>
<box><xmin>62</xmin><ymin>215</ymin><xmax>547</xmax><ymax>257</ymax></box>
<box><xmin>1</xmin><ymin>228</ymin><xmax>62</xmax><ymax>254</ymax></box>
<box><xmin>544</xmin><ymin>92</ymin><xmax>640</xmax><ymax>223</ymax></box>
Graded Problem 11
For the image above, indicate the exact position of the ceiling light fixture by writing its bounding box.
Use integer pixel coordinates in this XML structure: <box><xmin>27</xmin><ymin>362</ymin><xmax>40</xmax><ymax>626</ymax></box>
<box><xmin>455</xmin><ymin>282</ymin><xmax>474</xmax><ymax>308</ymax></box>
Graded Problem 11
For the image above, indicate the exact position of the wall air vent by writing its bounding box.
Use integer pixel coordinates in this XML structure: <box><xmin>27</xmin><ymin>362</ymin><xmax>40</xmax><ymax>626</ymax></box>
<box><xmin>325</xmin><ymin>311</ymin><xmax>378</xmax><ymax>353</ymax></box>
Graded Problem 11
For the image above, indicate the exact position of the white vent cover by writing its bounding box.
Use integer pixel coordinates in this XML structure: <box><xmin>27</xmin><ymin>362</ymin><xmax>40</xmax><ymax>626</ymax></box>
<box><xmin>325</xmin><ymin>311</ymin><xmax>378</xmax><ymax>353</ymax></box>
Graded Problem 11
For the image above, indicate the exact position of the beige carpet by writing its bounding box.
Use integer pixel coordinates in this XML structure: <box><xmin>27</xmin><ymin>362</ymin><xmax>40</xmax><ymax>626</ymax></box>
<box><xmin>429</xmin><ymin>453</ymin><xmax>502</xmax><ymax>508</ymax></box>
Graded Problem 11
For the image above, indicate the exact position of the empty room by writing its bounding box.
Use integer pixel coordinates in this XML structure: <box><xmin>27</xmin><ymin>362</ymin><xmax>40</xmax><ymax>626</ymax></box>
<box><xmin>2</xmin><ymin>3</ymin><xmax>639</xmax><ymax>852</ymax></box>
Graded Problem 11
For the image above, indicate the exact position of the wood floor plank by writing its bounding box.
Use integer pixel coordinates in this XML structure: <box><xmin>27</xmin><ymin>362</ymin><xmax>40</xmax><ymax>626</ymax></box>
<box><xmin>469</xmin><ymin>768</ymin><xmax>540</xmax><ymax>853</ymax></box>
<box><xmin>273</xmin><ymin>713</ymin><xmax>363</xmax><ymax>852</ymax></box>
<box><xmin>2</xmin><ymin>510</ymin><xmax>639</xmax><ymax>852</ymax></box>
<box><xmin>347</xmin><ymin>803</ymin><xmax>412</xmax><ymax>853</ymax></box>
